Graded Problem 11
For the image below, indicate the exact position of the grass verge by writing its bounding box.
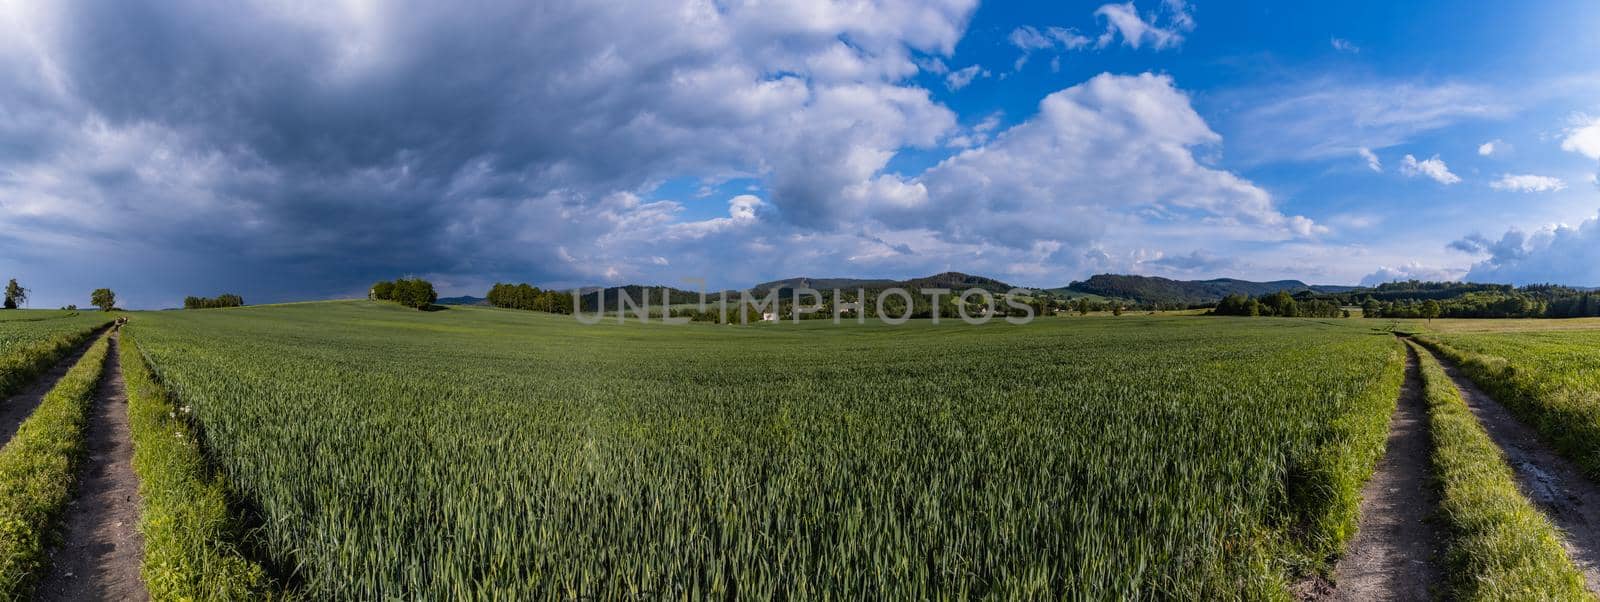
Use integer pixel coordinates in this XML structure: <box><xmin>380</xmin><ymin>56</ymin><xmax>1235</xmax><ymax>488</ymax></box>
<box><xmin>1409</xmin><ymin>340</ymin><xmax>1592</xmax><ymax>600</ymax></box>
<box><xmin>1415</xmin><ymin>335</ymin><xmax>1600</xmax><ymax>478</ymax></box>
<box><xmin>121</xmin><ymin>327</ymin><xmax>279</xmax><ymax>600</ymax></box>
<box><xmin>0</xmin><ymin>321</ymin><xmax>110</xmax><ymax>398</ymax></box>
<box><xmin>0</xmin><ymin>331</ymin><xmax>109</xmax><ymax>596</ymax></box>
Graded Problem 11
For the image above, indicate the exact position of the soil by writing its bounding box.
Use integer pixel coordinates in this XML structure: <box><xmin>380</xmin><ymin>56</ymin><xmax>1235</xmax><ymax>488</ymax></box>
<box><xmin>0</xmin><ymin>335</ymin><xmax>100</xmax><ymax>446</ymax></box>
<box><xmin>1309</xmin><ymin>345</ymin><xmax>1442</xmax><ymax>601</ymax></box>
<box><xmin>35</xmin><ymin>330</ymin><xmax>149</xmax><ymax>601</ymax></box>
<box><xmin>1430</xmin><ymin>349</ymin><xmax>1600</xmax><ymax>594</ymax></box>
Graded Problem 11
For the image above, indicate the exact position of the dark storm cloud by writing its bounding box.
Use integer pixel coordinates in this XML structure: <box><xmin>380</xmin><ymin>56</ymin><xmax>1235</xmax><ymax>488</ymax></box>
<box><xmin>0</xmin><ymin>0</ymin><xmax>987</xmax><ymax>306</ymax></box>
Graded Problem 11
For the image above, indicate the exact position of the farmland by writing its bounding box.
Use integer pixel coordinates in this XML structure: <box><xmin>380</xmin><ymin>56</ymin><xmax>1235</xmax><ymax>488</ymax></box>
<box><xmin>125</xmin><ymin>301</ymin><xmax>1405</xmax><ymax>598</ymax></box>
<box><xmin>0</xmin><ymin>310</ymin><xmax>113</xmax><ymax>397</ymax></box>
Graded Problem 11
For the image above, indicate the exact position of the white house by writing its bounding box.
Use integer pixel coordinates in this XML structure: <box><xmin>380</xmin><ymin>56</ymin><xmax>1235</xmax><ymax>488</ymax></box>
<box><xmin>761</xmin><ymin>312</ymin><xmax>778</xmax><ymax>322</ymax></box>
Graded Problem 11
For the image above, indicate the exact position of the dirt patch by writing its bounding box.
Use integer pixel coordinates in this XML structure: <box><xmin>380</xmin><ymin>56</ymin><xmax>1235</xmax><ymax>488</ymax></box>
<box><xmin>0</xmin><ymin>335</ymin><xmax>100</xmax><ymax>446</ymax></box>
<box><xmin>1308</xmin><ymin>345</ymin><xmax>1442</xmax><ymax>601</ymax></box>
<box><xmin>35</xmin><ymin>330</ymin><xmax>148</xmax><ymax>601</ymax></box>
<box><xmin>1432</xmin><ymin>350</ymin><xmax>1600</xmax><ymax>594</ymax></box>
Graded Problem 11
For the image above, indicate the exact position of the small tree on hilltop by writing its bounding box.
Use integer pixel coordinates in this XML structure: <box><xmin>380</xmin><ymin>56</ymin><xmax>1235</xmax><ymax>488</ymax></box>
<box><xmin>390</xmin><ymin>278</ymin><xmax>437</xmax><ymax>310</ymax></box>
<box><xmin>91</xmin><ymin>288</ymin><xmax>116</xmax><ymax>312</ymax></box>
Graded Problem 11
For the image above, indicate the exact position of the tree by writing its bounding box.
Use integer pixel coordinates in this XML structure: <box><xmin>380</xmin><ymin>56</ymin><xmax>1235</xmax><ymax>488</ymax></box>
<box><xmin>1422</xmin><ymin>299</ymin><xmax>1442</xmax><ymax>323</ymax></box>
<box><xmin>91</xmin><ymin>288</ymin><xmax>116</xmax><ymax>312</ymax></box>
<box><xmin>1075</xmin><ymin>297</ymin><xmax>1090</xmax><ymax>316</ymax></box>
<box><xmin>3</xmin><ymin>279</ymin><xmax>24</xmax><ymax>309</ymax></box>
<box><xmin>371</xmin><ymin>281</ymin><xmax>396</xmax><ymax>301</ymax></box>
<box><xmin>390</xmin><ymin>278</ymin><xmax>437</xmax><ymax>310</ymax></box>
<box><xmin>1112</xmin><ymin>304</ymin><xmax>1124</xmax><ymax>316</ymax></box>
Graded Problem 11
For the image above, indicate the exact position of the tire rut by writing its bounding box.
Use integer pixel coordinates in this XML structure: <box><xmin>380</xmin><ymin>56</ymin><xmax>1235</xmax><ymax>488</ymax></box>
<box><xmin>35</xmin><ymin>329</ymin><xmax>149</xmax><ymax>601</ymax></box>
<box><xmin>0</xmin><ymin>333</ymin><xmax>100</xmax><ymax>447</ymax></box>
<box><xmin>1425</xmin><ymin>347</ymin><xmax>1600</xmax><ymax>594</ymax></box>
<box><xmin>1311</xmin><ymin>344</ymin><xmax>1443</xmax><ymax>601</ymax></box>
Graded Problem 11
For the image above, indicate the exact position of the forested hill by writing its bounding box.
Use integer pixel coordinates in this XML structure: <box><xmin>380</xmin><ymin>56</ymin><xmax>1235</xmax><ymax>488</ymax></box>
<box><xmin>1057</xmin><ymin>274</ymin><xmax>1356</xmax><ymax>306</ymax></box>
<box><xmin>752</xmin><ymin>272</ymin><xmax>1015</xmax><ymax>295</ymax></box>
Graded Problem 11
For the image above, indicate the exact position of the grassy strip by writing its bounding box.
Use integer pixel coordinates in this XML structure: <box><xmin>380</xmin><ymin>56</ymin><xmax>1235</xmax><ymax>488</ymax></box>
<box><xmin>1415</xmin><ymin>335</ymin><xmax>1600</xmax><ymax>478</ymax></box>
<box><xmin>0</xmin><ymin>332</ymin><xmax>109</xmax><ymax>596</ymax></box>
<box><xmin>1282</xmin><ymin>335</ymin><xmax>1408</xmax><ymax>585</ymax></box>
<box><xmin>120</xmin><ymin>327</ymin><xmax>278</xmax><ymax>600</ymax></box>
<box><xmin>1409</xmin><ymin>340</ymin><xmax>1592</xmax><ymax>600</ymax></box>
<box><xmin>0</xmin><ymin>321</ymin><xmax>109</xmax><ymax>398</ymax></box>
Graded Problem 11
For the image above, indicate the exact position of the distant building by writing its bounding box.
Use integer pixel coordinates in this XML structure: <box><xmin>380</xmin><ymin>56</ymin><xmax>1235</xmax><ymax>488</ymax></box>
<box><xmin>761</xmin><ymin>312</ymin><xmax>778</xmax><ymax>322</ymax></box>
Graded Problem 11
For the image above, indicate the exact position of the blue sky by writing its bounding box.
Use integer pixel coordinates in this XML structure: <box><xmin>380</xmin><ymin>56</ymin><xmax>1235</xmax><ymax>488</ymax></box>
<box><xmin>1</xmin><ymin>0</ymin><xmax>1598</xmax><ymax>308</ymax></box>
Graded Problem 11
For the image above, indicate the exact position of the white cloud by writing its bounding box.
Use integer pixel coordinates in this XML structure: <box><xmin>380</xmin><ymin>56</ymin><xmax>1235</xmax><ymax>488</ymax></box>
<box><xmin>1490</xmin><ymin>174</ymin><xmax>1567</xmax><ymax>192</ymax></box>
<box><xmin>1357</xmin><ymin>147</ymin><xmax>1381</xmax><ymax>172</ymax></box>
<box><xmin>1224</xmin><ymin>79</ymin><xmax>1509</xmax><ymax>164</ymax></box>
<box><xmin>1563</xmin><ymin>114</ymin><xmax>1600</xmax><ymax>159</ymax></box>
<box><xmin>1094</xmin><ymin>1</ymin><xmax>1193</xmax><ymax>51</ymax></box>
<box><xmin>1008</xmin><ymin>25</ymin><xmax>1091</xmax><ymax>71</ymax></box>
<box><xmin>1478</xmin><ymin>139</ymin><xmax>1500</xmax><ymax>155</ymax></box>
<box><xmin>944</xmin><ymin>64</ymin><xmax>988</xmax><ymax>91</ymax></box>
<box><xmin>863</xmin><ymin>73</ymin><xmax>1320</xmax><ymax>254</ymax></box>
<box><xmin>1459</xmin><ymin>209</ymin><xmax>1600</xmax><ymax>285</ymax></box>
<box><xmin>1330</xmin><ymin>38</ymin><xmax>1359</xmax><ymax>53</ymax></box>
<box><xmin>1360</xmin><ymin>262</ymin><xmax>1465</xmax><ymax>286</ymax></box>
<box><xmin>1400</xmin><ymin>154</ymin><xmax>1461</xmax><ymax>184</ymax></box>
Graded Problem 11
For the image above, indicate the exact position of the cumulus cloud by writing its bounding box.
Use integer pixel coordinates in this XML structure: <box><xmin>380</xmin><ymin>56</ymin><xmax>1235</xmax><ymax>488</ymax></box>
<box><xmin>1360</xmin><ymin>262</ymin><xmax>1466</xmax><ymax>286</ymax></box>
<box><xmin>1564</xmin><ymin>114</ymin><xmax>1600</xmax><ymax>159</ymax></box>
<box><xmin>1490</xmin><ymin>174</ymin><xmax>1567</xmax><ymax>192</ymax></box>
<box><xmin>863</xmin><ymin>73</ymin><xmax>1321</xmax><ymax>250</ymax></box>
<box><xmin>1357</xmin><ymin>147</ymin><xmax>1382</xmax><ymax>172</ymax></box>
<box><xmin>1478</xmin><ymin>139</ymin><xmax>1501</xmax><ymax>156</ymax></box>
<box><xmin>1457</xmin><ymin>209</ymin><xmax>1600</xmax><ymax>285</ymax></box>
<box><xmin>1094</xmin><ymin>1</ymin><xmax>1194</xmax><ymax>50</ymax></box>
<box><xmin>1330</xmin><ymin>38</ymin><xmax>1359</xmax><ymax>53</ymax></box>
<box><xmin>1400</xmin><ymin>154</ymin><xmax>1461</xmax><ymax>184</ymax></box>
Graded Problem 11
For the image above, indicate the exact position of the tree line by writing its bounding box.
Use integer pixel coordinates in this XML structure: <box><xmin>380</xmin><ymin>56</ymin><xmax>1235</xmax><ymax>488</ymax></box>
<box><xmin>1212</xmin><ymin>291</ymin><xmax>1349</xmax><ymax>318</ymax></box>
<box><xmin>486</xmin><ymin>283</ymin><xmax>574</xmax><ymax>314</ymax></box>
<box><xmin>183</xmin><ymin>293</ymin><xmax>244</xmax><ymax>309</ymax></box>
<box><xmin>370</xmin><ymin>278</ymin><xmax>438</xmax><ymax>310</ymax></box>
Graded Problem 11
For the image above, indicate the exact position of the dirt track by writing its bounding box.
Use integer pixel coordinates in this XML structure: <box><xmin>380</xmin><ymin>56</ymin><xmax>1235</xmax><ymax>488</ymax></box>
<box><xmin>1312</xmin><ymin>345</ymin><xmax>1442</xmax><ymax>601</ymax></box>
<box><xmin>36</xmin><ymin>330</ymin><xmax>148</xmax><ymax>601</ymax></box>
<box><xmin>1433</xmin><ymin>351</ymin><xmax>1600</xmax><ymax>594</ymax></box>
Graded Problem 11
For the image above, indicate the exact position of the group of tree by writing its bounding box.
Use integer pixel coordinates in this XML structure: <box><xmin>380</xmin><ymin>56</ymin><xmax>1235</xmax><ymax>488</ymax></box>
<box><xmin>4</xmin><ymin>279</ymin><xmax>116</xmax><ymax>311</ymax></box>
<box><xmin>183</xmin><ymin>293</ymin><xmax>244</xmax><ymax>309</ymax></box>
<box><xmin>1212</xmin><ymin>291</ymin><xmax>1348</xmax><ymax>318</ymax></box>
<box><xmin>370</xmin><ymin>278</ymin><xmax>438</xmax><ymax>310</ymax></box>
<box><xmin>486</xmin><ymin>283</ymin><xmax>574</xmax><ymax>314</ymax></box>
<box><xmin>3</xmin><ymin>279</ymin><xmax>26</xmax><ymax>309</ymax></box>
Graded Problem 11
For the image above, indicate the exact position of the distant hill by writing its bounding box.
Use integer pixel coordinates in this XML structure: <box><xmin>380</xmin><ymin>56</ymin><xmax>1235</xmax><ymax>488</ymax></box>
<box><xmin>437</xmin><ymin>295</ymin><xmax>487</xmax><ymax>306</ymax></box>
<box><xmin>1055</xmin><ymin>274</ymin><xmax>1355</xmax><ymax>306</ymax></box>
<box><xmin>753</xmin><ymin>272</ymin><xmax>1015</xmax><ymax>295</ymax></box>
